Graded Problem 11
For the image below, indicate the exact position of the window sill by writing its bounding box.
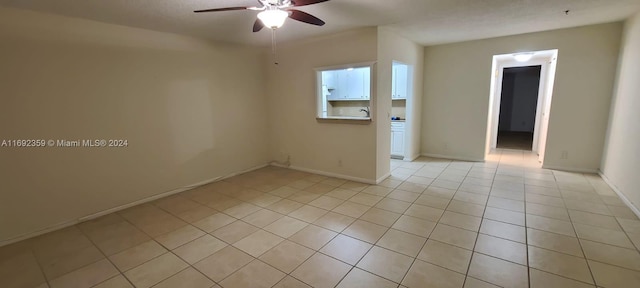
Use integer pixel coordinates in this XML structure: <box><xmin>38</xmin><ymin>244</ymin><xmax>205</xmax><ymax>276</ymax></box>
<box><xmin>316</xmin><ymin>117</ymin><xmax>372</xmax><ymax>124</ymax></box>
<box><xmin>327</xmin><ymin>99</ymin><xmax>370</xmax><ymax>102</ymax></box>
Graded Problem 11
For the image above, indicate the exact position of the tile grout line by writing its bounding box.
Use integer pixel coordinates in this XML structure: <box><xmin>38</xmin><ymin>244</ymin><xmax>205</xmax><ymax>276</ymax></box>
<box><xmin>125</xmin><ymin>207</ymin><xmax>223</xmax><ymax>287</ymax></box>
<box><xmin>524</xmin><ymin>162</ymin><xmax>532</xmax><ymax>288</ymax></box>
<box><xmin>277</xmin><ymin>179</ymin><xmax>376</xmax><ymax>287</ymax></box>
<box><xmin>286</xmin><ymin>163</ymin><xmax>435</xmax><ymax>286</ymax></box>
<box><xmin>551</xmin><ymin>170</ymin><xmax>602</xmax><ymax>284</ymax></box>
<box><xmin>320</xmin><ymin>158</ymin><xmax>463</xmax><ymax>286</ymax></box>
<box><xmin>396</xmin><ymin>159</ymin><xmax>479</xmax><ymax>287</ymax></box>
<box><xmin>88</xmin><ymin>206</ymin><xmax>219</xmax><ymax>287</ymax></box>
<box><xmin>332</xmin><ymin>160</ymin><xmax>441</xmax><ymax>287</ymax></box>
<box><xmin>278</xmin><ymin>158</ymin><xmax>628</xmax><ymax>286</ymax></box>
<box><xmin>461</xmin><ymin>154</ymin><xmax>499</xmax><ymax>288</ymax></box>
<box><xmin>396</xmin><ymin>159</ymin><xmax>455</xmax><ymax>286</ymax></box>
<box><xmin>191</xmin><ymin>173</ymin><xmax>330</xmax><ymax>287</ymax></box>
<box><xmin>561</xmin><ymin>171</ymin><xmax>601</xmax><ymax>287</ymax></box>
<box><xmin>75</xmin><ymin>224</ymin><xmax>139</xmax><ymax>288</ymax></box>
<box><xmin>212</xmin><ymin>177</ymin><xmax>370</xmax><ymax>287</ymax></box>
<box><xmin>378</xmin><ymin>162</ymin><xmax>451</xmax><ymax>287</ymax></box>
<box><xmin>613</xmin><ymin>217</ymin><xmax>640</xmax><ymax>253</ymax></box>
<box><xmin>111</xmin><ymin>208</ymin><xmax>223</xmax><ymax>287</ymax></box>
<box><xmin>28</xmin><ymin>245</ymin><xmax>51</xmax><ymax>288</ymax></box>
<box><xmin>477</xmin><ymin>156</ymin><xmax>613</xmax><ymax>286</ymax></box>
<box><xmin>9</xmin><ymin>155</ymin><xmax>640</xmax><ymax>288</ymax></box>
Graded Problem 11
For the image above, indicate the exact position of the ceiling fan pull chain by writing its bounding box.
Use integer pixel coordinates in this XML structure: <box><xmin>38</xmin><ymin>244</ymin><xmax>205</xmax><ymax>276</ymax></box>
<box><xmin>272</xmin><ymin>28</ymin><xmax>279</xmax><ymax>65</ymax></box>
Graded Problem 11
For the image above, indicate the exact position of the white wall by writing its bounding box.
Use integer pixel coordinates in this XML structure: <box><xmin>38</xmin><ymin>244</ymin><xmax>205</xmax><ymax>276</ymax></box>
<box><xmin>266</xmin><ymin>27</ymin><xmax>424</xmax><ymax>183</ymax></box>
<box><xmin>0</xmin><ymin>8</ymin><xmax>269</xmax><ymax>243</ymax></box>
<box><xmin>422</xmin><ymin>23</ymin><xmax>622</xmax><ymax>168</ymax></box>
<box><xmin>601</xmin><ymin>12</ymin><xmax>640</xmax><ymax>212</ymax></box>
<box><xmin>266</xmin><ymin>28</ymin><xmax>379</xmax><ymax>182</ymax></box>
<box><xmin>377</xmin><ymin>27</ymin><xmax>424</xmax><ymax>175</ymax></box>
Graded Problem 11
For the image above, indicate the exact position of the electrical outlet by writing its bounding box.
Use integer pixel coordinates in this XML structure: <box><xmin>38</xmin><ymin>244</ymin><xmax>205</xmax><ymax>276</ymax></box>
<box><xmin>561</xmin><ymin>151</ymin><xmax>568</xmax><ymax>159</ymax></box>
<box><xmin>338</xmin><ymin>159</ymin><xmax>343</xmax><ymax>167</ymax></box>
<box><xmin>443</xmin><ymin>143</ymin><xmax>450</xmax><ymax>151</ymax></box>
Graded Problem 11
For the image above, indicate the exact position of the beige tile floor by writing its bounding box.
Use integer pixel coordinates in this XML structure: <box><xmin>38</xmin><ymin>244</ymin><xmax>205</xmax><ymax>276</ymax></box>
<box><xmin>2</xmin><ymin>149</ymin><xmax>640</xmax><ymax>288</ymax></box>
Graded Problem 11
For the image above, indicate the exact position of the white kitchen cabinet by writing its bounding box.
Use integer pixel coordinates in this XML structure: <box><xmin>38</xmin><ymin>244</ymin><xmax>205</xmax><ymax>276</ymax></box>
<box><xmin>335</xmin><ymin>69</ymin><xmax>348</xmax><ymax>99</ymax></box>
<box><xmin>322</xmin><ymin>70</ymin><xmax>337</xmax><ymax>90</ymax></box>
<box><xmin>346</xmin><ymin>68</ymin><xmax>366</xmax><ymax>99</ymax></box>
<box><xmin>392</xmin><ymin>64</ymin><xmax>408</xmax><ymax>99</ymax></box>
<box><xmin>325</xmin><ymin>68</ymin><xmax>370</xmax><ymax>100</ymax></box>
<box><xmin>362</xmin><ymin>68</ymin><xmax>371</xmax><ymax>99</ymax></box>
<box><xmin>323</xmin><ymin>70</ymin><xmax>338</xmax><ymax>100</ymax></box>
<box><xmin>391</xmin><ymin>122</ymin><xmax>405</xmax><ymax>157</ymax></box>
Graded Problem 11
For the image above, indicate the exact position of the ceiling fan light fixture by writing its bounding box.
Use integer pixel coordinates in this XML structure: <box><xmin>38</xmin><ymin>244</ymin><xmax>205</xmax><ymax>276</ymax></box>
<box><xmin>258</xmin><ymin>9</ymin><xmax>288</xmax><ymax>29</ymax></box>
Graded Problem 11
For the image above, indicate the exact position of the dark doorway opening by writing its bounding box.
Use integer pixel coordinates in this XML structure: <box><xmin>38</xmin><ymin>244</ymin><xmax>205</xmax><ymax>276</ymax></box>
<box><xmin>497</xmin><ymin>65</ymin><xmax>542</xmax><ymax>150</ymax></box>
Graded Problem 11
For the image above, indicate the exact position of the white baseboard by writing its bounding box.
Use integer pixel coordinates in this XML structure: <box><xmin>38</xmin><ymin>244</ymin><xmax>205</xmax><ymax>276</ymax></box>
<box><xmin>542</xmin><ymin>165</ymin><xmax>599</xmax><ymax>174</ymax></box>
<box><xmin>283</xmin><ymin>165</ymin><xmax>377</xmax><ymax>184</ymax></box>
<box><xmin>0</xmin><ymin>163</ymin><xmax>269</xmax><ymax>248</ymax></box>
<box><xmin>376</xmin><ymin>172</ymin><xmax>392</xmax><ymax>184</ymax></box>
<box><xmin>78</xmin><ymin>163</ymin><xmax>268</xmax><ymax>223</ymax></box>
<box><xmin>78</xmin><ymin>184</ymin><xmax>213</xmax><ymax>223</ymax></box>
<box><xmin>404</xmin><ymin>154</ymin><xmax>420</xmax><ymax>162</ymax></box>
<box><xmin>0</xmin><ymin>220</ymin><xmax>79</xmax><ymax>249</ymax></box>
<box><xmin>269</xmin><ymin>162</ymin><xmax>290</xmax><ymax>169</ymax></box>
<box><xmin>421</xmin><ymin>153</ymin><xmax>485</xmax><ymax>162</ymax></box>
<box><xmin>598</xmin><ymin>171</ymin><xmax>640</xmax><ymax>219</ymax></box>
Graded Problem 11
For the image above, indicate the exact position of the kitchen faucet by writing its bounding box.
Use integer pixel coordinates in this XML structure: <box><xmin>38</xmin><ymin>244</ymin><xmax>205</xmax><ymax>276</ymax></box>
<box><xmin>359</xmin><ymin>107</ymin><xmax>370</xmax><ymax>117</ymax></box>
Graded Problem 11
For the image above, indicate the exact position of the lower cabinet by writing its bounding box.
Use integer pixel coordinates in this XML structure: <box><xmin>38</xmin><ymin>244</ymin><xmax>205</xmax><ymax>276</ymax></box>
<box><xmin>391</xmin><ymin>122</ymin><xmax>405</xmax><ymax>158</ymax></box>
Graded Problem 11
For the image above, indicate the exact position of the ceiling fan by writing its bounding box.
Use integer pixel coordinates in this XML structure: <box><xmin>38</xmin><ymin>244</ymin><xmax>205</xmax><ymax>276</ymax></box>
<box><xmin>194</xmin><ymin>0</ymin><xmax>329</xmax><ymax>32</ymax></box>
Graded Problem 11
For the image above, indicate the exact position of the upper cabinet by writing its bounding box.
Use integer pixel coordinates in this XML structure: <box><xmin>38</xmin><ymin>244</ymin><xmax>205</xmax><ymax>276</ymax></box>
<box><xmin>317</xmin><ymin>63</ymin><xmax>374</xmax><ymax>120</ymax></box>
<box><xmin>322</xmin><ymin>71</ymin><xmax>337</xmax><ymax>91</ymax></box>
<box><xmin>325</xmin><ymin>67</ymin><xmax>370</xmax><ymax>100</ymax></box>
<box><xmin>392</xmin><ymin>64</ymin><xmax>408</xmax><ymax>99</ymax></box>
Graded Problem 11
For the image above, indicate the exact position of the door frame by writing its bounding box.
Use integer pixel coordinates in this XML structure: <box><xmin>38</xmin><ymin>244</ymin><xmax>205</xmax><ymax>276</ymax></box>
<box><xmin>485</xmin><ymin>49</ymin><xmax>558</xmax><ymax>163</ymax></box>
<box><xmin>391</xmin><ymin>60</ymin><xmax>413</xmax><ymax>161</ymax></box>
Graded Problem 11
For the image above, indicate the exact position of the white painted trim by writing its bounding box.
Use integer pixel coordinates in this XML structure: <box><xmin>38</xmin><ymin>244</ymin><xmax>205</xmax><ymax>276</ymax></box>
<box><xmin>490</xmin><ymin>60</ymin><xmax>548</xmax><ymax>150</ymax></box>
<box><xmin>404</xmin><ymin>153</ymin><xmax>420</xmax><ymax>162</ymax></box>
<box><xmin>0</xmin><ymin>163</ymin><xmax>268</xmax><ymax>248</ymax></box>
<box><xmin>80</xmin><ymin>163</ymin><xmax>269</xmax><ymax>223</ymax></box>
<box><xmin>598</xmin><ymin>171</ymin><xmax>640</xmax><ymax>219</ymax></box>
<box><xmin>531</xmin><ymin>61</ymin><xmax>549</xmax><ymax>152</ymax></box>
<box><xmin>541</xmin><ymin>165</ymin><xmax>598</xmax><ymax>174</ymax></box>
<box><xmin>269</xmin><ymin>162</ymin><xmax>290</xmax><ymax>169</ymax></box>
<box><xmin>282</xmin><ymin>164</ymin><xmax>377</xmax><ymax>184</ymax></box>
<box><xmin>376</xmin><ymin>172</ymin><xmax>392</xmax><ymax>184</ymax></box>
<box><xmin>421</xmin><ymin>153</ymin><xmax>484</xmax><ymax>162</ymax></box>
<box><xmin>0</xmin><ymin>221</ymin><xmax>78</xmax><ymax>249</ymax></box>
<box><xmin>78</xmin><ymin>183</ymin><xmax>213</xmax><ymax>223</ymax></box>
<box><xmin>485</xmin><ymin>49</ymin><xmax>559</xmax><ymax>164</ymax></box>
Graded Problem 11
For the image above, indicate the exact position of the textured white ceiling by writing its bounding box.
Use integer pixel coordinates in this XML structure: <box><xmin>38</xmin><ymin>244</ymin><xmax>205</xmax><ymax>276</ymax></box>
<box><xmin>1</xmin><ymin>0</ymin><xmax>639</xmax><ymax>46</ymax></box>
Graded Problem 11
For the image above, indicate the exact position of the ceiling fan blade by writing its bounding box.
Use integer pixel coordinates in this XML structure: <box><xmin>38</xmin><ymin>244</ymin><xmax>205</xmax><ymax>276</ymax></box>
<box><xmin>194</xmin><ymin>7</ymin><xmax>249</xmax><ymax>13</ymax></box>
<box><xmin>288</xmin><ymin>9</ymin><xmax>325</xmax><ymax>26</ymax></box>
<box><xmin>253</xmin><ymin>19</ymin><xmax>265</xmax><ymax>32</ymax></box>
<box><xmin>291</xmin><ymin>0</ymin><xmax>330</xmax><ymax>7</ymax></box>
